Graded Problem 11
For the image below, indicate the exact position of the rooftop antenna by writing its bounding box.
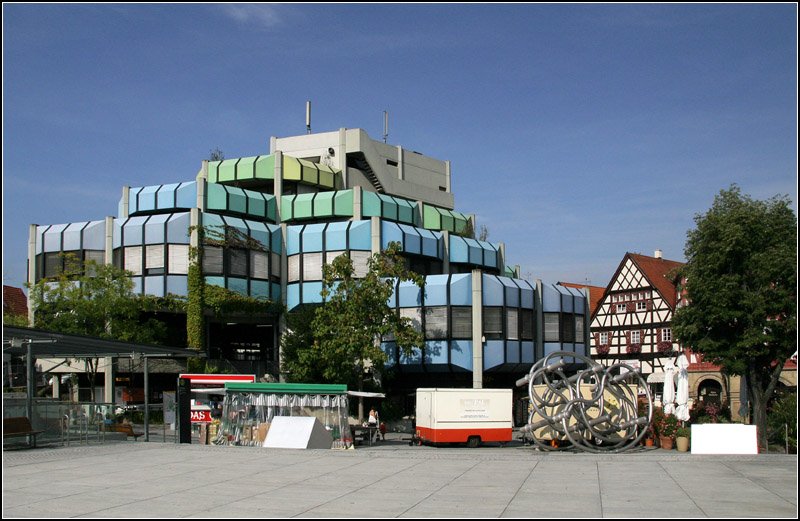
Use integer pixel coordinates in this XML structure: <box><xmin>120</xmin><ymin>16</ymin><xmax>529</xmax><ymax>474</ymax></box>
<box><xmin>306</xmin><ymin>100</ymin><xmax>311</xmax><ymax>134</ymax></box>
<box><xmin>383</xmin><ymin>110</ymin><xmax>389</xmax><ymax>143</ymax></box>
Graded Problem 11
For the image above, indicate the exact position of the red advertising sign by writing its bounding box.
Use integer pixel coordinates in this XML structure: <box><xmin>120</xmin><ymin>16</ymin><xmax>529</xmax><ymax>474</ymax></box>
<box><xmin>190</xmin><ymin>409</ymin><xmax>212</xmax><ymax>423</ymax></box>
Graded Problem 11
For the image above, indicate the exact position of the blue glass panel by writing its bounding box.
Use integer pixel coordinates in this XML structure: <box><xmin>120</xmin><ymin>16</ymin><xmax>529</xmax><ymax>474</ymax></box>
<box><xmin>271</xmin><ymin>282</ymin><xmax>281</xmax><ymax>302</ymax></box>
<box><xmin>450</xmin><ymin>340</ymin><xmax>472</xmax><ymax>370</ymax></box>
<box><xmin>521</xmin><ymin>341</ymin><xmax>535</xmax><ymax>363</ymax></box>
<box><xmin>175</xmin><ymin>182</ymin><xmax>196</xmax><ymax>209</ymax></box>
<box><xmin>202</xmin><ymin>212</ymin><xmax>224</xmax><ymax>229</ymax></box>
<box><xmin>483</xmin><ymin>249</ymin><xmax>497</xmax><ymax>268</ymax></box>
<box><xmin>167</xmin><ymin>213</ymin><xmax>191</xmax><ymax>244</ymax></box>
<box><xmin>220</xmin><ymin>215</ymin><xmax>247</xmax><ymax>234</ymax></box>
<box><xmin>419</xmin><ymin>229</ymin><xmax>441</xmax><ymax>259</ymax></box>
<box><xmin>398</xmin><ymin>224</ymin><xmax>421</xmax><ymax>255</ymax></box>
<box><xmin>138</xmin><ymin>186</ymin><xmax>158</xmax><ymax>212</ymax></box>
<box><xmin>423</xmin><ymin>275</ymin><xmax>449</xmax><ymax>306</ymax></box>
<box><xmin>348</xmin><ymin>220</ymin><xmax>371</xmax><ymax>250</ymax></box>
<box><xmin>500</xmin><ymin>277</ymin><xmax>519</xmax><ymax>307</ymax></box>
<box><xmin>302</xmin><ymin>282</ymin><xmax>323</xmax><ymax>304</ymax></box>
<box><xmin>112</xmin><ymin>220</ymin><xmax>123</xmax><ymax>249</ymax></box>
<box><xmin>449</xmin><ymin>235</ymin><xmax>468</xmax><ymax>263</ymax></box>
<box><xmin>449</xmin><ymin>273</ymin><xmax>472</xmax><ymax>306</ymax></box>
<box><xmin>228</xmin><ymin>277</ymin><xmax>248</xmax><ymax>296</ymax></box>
<box><xmin>156</xmin><ymin>183</ymin><xmax>178</xmax><ymax>210</ymax></box>
<box><xmin>326</xmin><ymin>221</ymin><xmax>349</xmax><ymax>251</ymax></box>
<box><xmin>128</xmin><ymin>187</ymin><xmax>141</xmax><ymax>215</ymax></box>
<box><xmin>302</xmin><ymin>223</ymin><xmax>325</xmax><ymax>253</ymax></box>
<box><xmin>399</xmin><ymin>346</ymin><xmax>423</xmax><ymax>365</ymax></box>
<box><xmin>560</xmin><ymin>290</ymin><xmax>574</xmax><ymax>313</ymax></box>
<box><xmin>131</xmin><ymin>276</ymin><xmax>142</xmax><ymax>294</ymax></box>
<box><xmin>166</xmin><ymin>275</ymin><xmax>188</xmax><ymax>296</ymax></box>
<box><xmin>144</xmin><ymin>214</ymin><xmax>169</xmax><ymax>244</ymax></box>
<box><xmin>426</xmin><ymin>340</ymin><xmax>449</xmax><ymax>364</ymax></box>
<box><xmin>287</xmin><ymin>284</ymin><xmax>301</xmax><ymax>310</ymax></box>
<box><xmin>465</xmin><ymin>238</ymin><xmax>483</xmax><ymax>265</ymax></box>
<box><xmin>482</xmin><ymin>274</ymin><xmax>504</xmax><ymax>306</ymax></box>
<box><xmin>270</xmin><ymin>226</ymin><xmax>282</xmax><ymax>254</ymax></box>
<box><xmin>122</xmin><ymin>217</ymin><xmax>147</xmax><ymax>246</ymax></box>
<box><xmin>483</xmin><ymin>341</ymin><xmax>505</xmax><ymax>370</ymax></box>
<box><xmin>144</xmin><ymin>276</ymin><xmax>165</xmax><ymax>297</ymax></box>
<box><xmin>397</xmin><ymin>280</ymin><xmax>422</xmax><ymax>307</ymax></box>
<box><xmin>382</xmin><ymin>342</ymin><xmax>397</xmax><ymax>368</ymax></box>
<box><xmin>287</xmin><ymin>226</ymin><xmax>302</xmax><ymax>255</ymax></box>
<box><xmin>574</xmin><ymin>343</ymin><xmax>586</xmax><ymax>357</ymax></box>
<box><xmin>82</xmin><ymin>221</ymin><xmax>105</xmax><ymax>250</ymax></box>
<box><xmin>42</xmin><ymin>224</ymin><xmax>68</xmax><ymax>252</ymax></box>
<box><xmin>63</xmin><ymin>222</ymin><xmax>86</xmax><ymax>251</ymax></box>
<box><xmin>543</xmin><ymin>342</ymin><xmax>561</xmax><ymax>356</ymax></box>
<box><xmin>381</xmin><ymin>221</ymin><xmax>402</xmax><ymax>250</ymax></box>
<box><xmin>519</xmin><ymin>282</ymin><xmax>535</xmax><ymax>309</ymax></box>
<box><xmin>204</xmin><ymin>276</ymin><xmax>225</xmax><ymax>288</ymax></box>
<box><xmin>386</xmin><ymin>280</ymin><xmax>397</xmax><ymax>307</ymax></box>
<box><xmin>505</xmin><ymin>341</ymin><xmax>521</xmax><ymax>364</ymax></box>
<box><xmin>542</xmin><ymin>284</ymin><xmax>562</xmax><ymax>312</ymax></box>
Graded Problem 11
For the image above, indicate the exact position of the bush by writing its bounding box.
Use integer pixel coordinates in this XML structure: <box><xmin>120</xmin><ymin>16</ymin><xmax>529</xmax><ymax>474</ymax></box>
<box><xmin>676</xmin><ymin>426</ymin><xmax>691</xmax><ymax>438</ymax></box>
<box><xmin>767</xmin><ymin>393</ymin><xmax>797</xmax><ymax>453</ymax></box>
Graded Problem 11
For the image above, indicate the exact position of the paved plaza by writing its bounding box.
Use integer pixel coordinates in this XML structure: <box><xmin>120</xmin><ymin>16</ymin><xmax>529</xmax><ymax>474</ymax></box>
<box><xmin>3</xmin><ymin>434</ymin><xmax>797</xmax><ymax>518</ymax></box>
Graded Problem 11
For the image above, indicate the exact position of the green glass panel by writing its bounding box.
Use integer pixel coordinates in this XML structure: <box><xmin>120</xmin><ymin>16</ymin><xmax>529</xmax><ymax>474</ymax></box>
<box><xmin>218</xmin><ymin>159</ymin><xmax>237</xmax><ymax>182</ymax></box>
<box><xmin>333</xmin><ymin>190</ymin><xmax>354</xmax><ymax>216</ymax></box>
<box><xmin>248</xmin><ymin>193</ymin><xmax>266</xmax><ymax>218</ymax></box>
<box><xmin>283</xmin><ymin>156</ymin><xmax>302</xmax><ymax>181</ymax></box>
<box><xmin>237</xmin><ymin>156</ymin><xmax>257</xmax><ymax>180</ymax></box>
<box><xmin>265</xmin><ymin>196</ymin><xmax>277</xmax><ymax>222</ymax></box>
<box><xmin>206</xmin><ymin>183</ymin><xmax>227</xmax><ymax>211</ymax></box>
<box><xmin>441</xmin><ymin>211</ymin><xmax>454</xmax><ymax>232</ymax></box>
<box><xmin>381</xmin><ymin>196</ymin><xmax>399</xmax><ymax>222</ymax></box>
<box><xmin>299</xmin><ymin>159</ymin><xmax>318</xmax><ymax>185</ymax></box>
<box><xmin>314</xmin><ymin>191</ymin><xmax>334</xmax><ymax>217</ymax></box>
<box><xmin>362</xmin><ymin>190</ymin><xmax>381</xmax><ymax>217</ymax></box>
<box><xmin>423</xmin><ymin>204</ymin><xmax>441</xmax><ymax>230</ymax></box>
<box><xmin>254</xmin><ymin>155</ymin><xmax>275</xmax><ymax>180</ymax></box>
<box><xmin>228</xmin><ymin>188</ymin><xmax>247</xmax><ymax>214</ymax></box>
<box><xmin>452</xmin><ymin>211</ymin><xmax>468</xmax><ymax>234</ymax></box>
<box><xmin>208</xmin><ymin>161</ymin><xmax>221</xmax><ymax>184</ymax></box>
<box><xmin>294</xmin><ymin>193</ymin><xmax>313</xmax><ymax>219</ymax></box>
<box><xmin>281</xmin><ymin>195</ymin><xmax>296</xmax><ymax>221</ymax></box>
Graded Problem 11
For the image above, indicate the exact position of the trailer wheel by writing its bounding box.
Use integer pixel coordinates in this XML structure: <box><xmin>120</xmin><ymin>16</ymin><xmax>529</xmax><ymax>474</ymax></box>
<box><xmin>467</xmin><ymin>436</ymin><xmax>481</xmax><ymax>448</ymax></box>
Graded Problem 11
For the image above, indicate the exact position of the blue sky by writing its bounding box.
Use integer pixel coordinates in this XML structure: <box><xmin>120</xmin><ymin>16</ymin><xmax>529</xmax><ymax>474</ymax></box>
<box><xmin>3</xmin><ymin>4</ymin><xmax>797</xmax><ymax>292</ymax></box>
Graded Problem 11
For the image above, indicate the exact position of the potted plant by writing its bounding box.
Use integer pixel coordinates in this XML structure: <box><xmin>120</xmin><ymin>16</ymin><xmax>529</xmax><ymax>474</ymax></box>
<box><xmin>658</xmin><ymin>414</ymin><xmax>679</xmax><ymax>450</ymax></box>
<box><xmin>676</xmin><ymin>426</ymin><xmax>690</xmax><ymax>452</ymax></box>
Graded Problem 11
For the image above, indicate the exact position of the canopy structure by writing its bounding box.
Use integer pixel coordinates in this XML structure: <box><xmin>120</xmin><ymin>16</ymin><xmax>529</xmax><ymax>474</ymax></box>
<box><xmin>3</xmin><ymin>326</ymin><xmax>199</xmax><ymax>441</ymax></box>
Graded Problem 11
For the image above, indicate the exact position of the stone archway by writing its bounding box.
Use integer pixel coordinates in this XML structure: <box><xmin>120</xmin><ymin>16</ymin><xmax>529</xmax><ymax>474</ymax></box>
<box><xmin>697</xmin><ymin>378</ymin><xmax>723</xmax><ymax>406</ymax></box>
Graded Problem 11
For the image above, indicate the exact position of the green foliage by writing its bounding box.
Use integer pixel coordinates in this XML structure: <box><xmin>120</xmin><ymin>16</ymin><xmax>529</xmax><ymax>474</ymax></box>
<box><xmin>3</xmin><ymin>312</ymin><xmax>28</xmax><ymax>327</ymax></box>
<box><xmin>290</xmin><ymin>242</ymin><xmax>425</xmax><ymax>390</ymax></box>
<box><xmin>281</xmin><ymin>306</ymin><xmax>325</xmax><ymax>383</ymax></box>
<box><xmin>676</xmin><ymin>426</ymin><xmax>691</xmax><ymax>439</ymax></box>
<box><xmin>27</xmin><ymin>257</ymin><xmax>172</xmax><ymax>345</ymax></box>
<box><xmin>767</xmin><ymin>393</ymin><xmax>797</xmax><ymax>453</ymax></box>
<box><xmin>672</xmin><ymin>185</ymin><xmax>797</xmax><ymax>447</ymax></box>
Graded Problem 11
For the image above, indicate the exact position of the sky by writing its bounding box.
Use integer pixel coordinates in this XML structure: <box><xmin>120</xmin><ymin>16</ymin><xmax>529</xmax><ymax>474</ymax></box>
<box><xmin>3</xmin><ymin>3</ymin><xmax>797</xmax><ymax>293</ymax></box>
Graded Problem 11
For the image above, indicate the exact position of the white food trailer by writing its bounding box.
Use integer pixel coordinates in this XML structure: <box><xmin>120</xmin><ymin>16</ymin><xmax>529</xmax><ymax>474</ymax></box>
<box><xmin>414</xmin><ymin>388</ymin><xmax>513</xmax><ymax>447</ymax></box>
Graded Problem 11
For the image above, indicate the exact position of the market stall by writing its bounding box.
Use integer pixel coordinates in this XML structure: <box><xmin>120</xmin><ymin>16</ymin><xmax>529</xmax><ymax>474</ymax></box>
<box><xmin>215</xmin><ymin>382</ymin><xmax>352</xmax><ymax>449</ymax></box>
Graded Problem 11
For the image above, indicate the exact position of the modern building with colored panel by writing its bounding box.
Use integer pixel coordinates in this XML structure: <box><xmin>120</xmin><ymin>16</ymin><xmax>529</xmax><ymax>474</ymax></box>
<box><xmin>26</xmin><ymin>127</ymin><xmax>590</xmax><ymax>404</ymax></box>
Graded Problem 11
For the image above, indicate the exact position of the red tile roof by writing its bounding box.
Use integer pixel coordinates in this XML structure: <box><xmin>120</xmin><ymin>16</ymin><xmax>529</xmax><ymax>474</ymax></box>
<box><xmin>558</xmin><ymin>282</ymin><xmax>606</xmax><ymax>318</ymax></box>
<box><xmin>628</xmin><ymin>253</ymin><xmax>685</xmax><ymax>308</ymax></box>
<box><xmin>3</xmin><ymin>285</ymin><xmax>28</xmax><ymax>317</ymax></box>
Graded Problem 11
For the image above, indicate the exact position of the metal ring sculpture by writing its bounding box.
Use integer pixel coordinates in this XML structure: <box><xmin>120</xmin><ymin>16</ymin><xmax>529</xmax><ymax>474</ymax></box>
<box><xmin>516</xmin><ymin>351</ymin><xmax>652</xmax><ymax>453</ymax></box>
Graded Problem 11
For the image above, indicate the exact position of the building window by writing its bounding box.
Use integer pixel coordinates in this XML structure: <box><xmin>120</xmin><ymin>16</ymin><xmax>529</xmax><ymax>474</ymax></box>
<box><xmin>599</xmin><ymin>332</ymin><xmax>609</xmax><ymax>345</ymax></box>
<box><xmin>400</xmin><ymin>307</ymin><xmax>422</xmax><ymax>333</ymax></box>
<box><xmin>521</xmin><ymin>309</ymin><xmax>534</xmax><ymax>341</ymax></box>
<box><xmin>43</xmin><ymin>252</ymin><xmax>63</xmax><ymax>278</ymax></box>
<box><xmin>575</xmin><ymin>316</ymin><xmax>584</xmax><ymax>343</ymax></box>
<box><xmin>228</xmin><ymin>249</ymin><xmax>248</xmax><ymax>277</ymax></box>
<box><xmin>250</xmin><ymin>251</ymin><xmax>268</xmax><ymax>279</ymax></box>
<box><xmin>616</xmin><ymin>303</ymin><xmax>627</xmax><ymax>313</ymax></box>
<box><xmin>483</xmin><ymin>307</ymin><xmax>503</xmax><ymax>340</ymax></box>
<box><xmin>662</xmin><ymin>328</ymin><xmax>672</xmax><ymax>342</ymax></box>
<box><xmin>506</xmin><ymin>308</ymin><xmax>519</xmax><ymax>340</ymax></box>
<box><xmin>351</xmin><ymin>251</ymin><xmax>371</xmax><ymax>278</ymax></box>
<box><xmin>145</xmin><ymin>244</ymin><xmax>165</xmax><ymax>275</ymax></box>
<box><xmin>203</xmin><ymin>246</ymin><xmax>223</xmax><ymax>275</ymax></box>
<box><xmin>124</xmin><ymin>246</ymin><xmax>143</xmax><ymax>276</ymax></box>
<box><xmin>302</xmin><ymin>252</ymin><xmax>323</xmax><ymax>281</ymax></box>
<box><xmin>636</xmin><ymin>301</ymin><xmax>647</xmax><ymax>311</ymax></box>
<box><xmin>425</xmin><ymin>307</ymin><xmax>448</xmax><ymax>340</ymax></box>
<box><xmin>451</xmin><ymin>307</ymin><xmax>472</xmax><ymax>339</ymax></box>
<box><xmin>544</xmin><ymin>313</ymin><xmax>560</xmax><ymax>342</ymax></box>
<box><xmin>287</xmin><ymin>255</ymin><xmax>300</xmax><ymax>282</ymax></box>
<box><xmin>631</xmin><ymin>330</ymin><xmax>641</xmax><ymax>344</ymax></box>
<box><xmin>560</xmin><ymin>314</ymin><xmax>575</xmax><ymax>343</ymax></box>
<box><xmin>169</xmin><ymin>244</ymin><xmax>189</xmax><ymax>274</ymax></box>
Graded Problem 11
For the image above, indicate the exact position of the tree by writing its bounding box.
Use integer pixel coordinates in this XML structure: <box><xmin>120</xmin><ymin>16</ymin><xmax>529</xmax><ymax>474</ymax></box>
<box><xmin>27</xmin><ymin>256</ymin><xmax>177</xmax><ymax>401</ymax></box>
<box><xmin>209</xmin><ymin>148</ymin><xmax>224</xmax><ymax>161</ymax></box>
<box><xmin>296</xmin><ymin>242</ymin><xmax>425</xmax><ymax>420</ymax></box>
<box><xmin>672</xmin><ymin>185</ymin><xmax>796</xmax><ymax>450</ymax></box>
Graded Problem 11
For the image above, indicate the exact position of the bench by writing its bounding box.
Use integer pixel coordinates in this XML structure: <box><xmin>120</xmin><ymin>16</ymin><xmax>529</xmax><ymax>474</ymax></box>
<box><xmin>106</xmin><ymin>423</ymin><xmax>143</xmax><ymax>440</ymax></box>
<box><xmin>3</xmin><ymin>417</ymin><xmax>44</xmax><ymax>448</ymax></box>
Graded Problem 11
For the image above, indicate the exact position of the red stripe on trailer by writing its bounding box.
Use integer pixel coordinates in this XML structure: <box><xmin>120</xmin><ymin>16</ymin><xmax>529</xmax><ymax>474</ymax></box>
<box><xmin>416</xmin><ymin>426</ymin><xmax>512</xmax><ymax>444</ymax></box>
<box><xmin>179</xmin><ymin>374</ymin><xmax>255</xmax><ymax>384</ymax></box>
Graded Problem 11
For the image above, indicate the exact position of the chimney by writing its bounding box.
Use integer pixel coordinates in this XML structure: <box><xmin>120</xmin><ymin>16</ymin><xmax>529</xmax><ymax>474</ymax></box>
<box><xmin>655</xmin><ymin>249</ymin><xmax>663</xmax><ymax>259</ymax></box>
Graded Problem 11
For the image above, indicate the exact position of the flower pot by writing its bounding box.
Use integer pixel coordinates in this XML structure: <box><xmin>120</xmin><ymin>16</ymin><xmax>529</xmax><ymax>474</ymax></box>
<box><xmin>645</xmin><ymin>438</ymin><xmax>654</xmax><ymax>447</ymax></box>
<box><xmin>676</xmin><ymin>436</ymin><xmax>689</xmax><ymax>452</ymax></box>
<box><xmin>659</xmin><ymin>435</ymin><xmax>674</xmax><ymax>450</ymax></box>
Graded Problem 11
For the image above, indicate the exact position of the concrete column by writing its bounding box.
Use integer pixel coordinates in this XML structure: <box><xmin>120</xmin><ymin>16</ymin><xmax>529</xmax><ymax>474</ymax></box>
<box><xmin>339</xmin><ymin>128</ymin><xmax>347</xmax><ymax>187</ymax></box>
<box><xmin>104</xmin><ymin>216</ymin><xmax>114</xmax><ymax>265</ymax></box>
<box><xmin>27</xmin><ymin>224</ymin><xmax>37</xmax><ymax>326</ymax></box>
<box><xmin>274</xmin><ymin>150</ymin><xmax>283</xmax><ymax>219</ymax></box>
<box><xmin>352</xmin><ymin>186</ymin><xmax>362</xmax><ymax>221</ymax></box>
<box><xmin>279</xmin><ymin>222</ymin><xmax>288</xmax><ymax>382</ymax></box>
<box><xmin>269</xmin><ymin>136</ymin><xmax>277</xmax><ymax>154</ymax></box>
<box><xmin>415</xmin><ymin>201</ymin><xmax>424</xmax><ymax>228</ymax></box>
<box><xmin>190</xmin><ymin>208</ymin><xmax>200</xmax><ymax>249</ymax></box>
<box><xmin>196</xmin><ymin>161</ymin><xmax>208</xmax><ymax>212</ymax></box>
<box><xmin>498</xmin><ymin>243</ymin><xmax>506</xmax><ymax>274</ymax></box>
<box><xmin>104</xmin><ymin>215</ymin><xmax>116</xmax><ymax>404</ymax></box>
<box><xmin>120</xmin><ymin>186</ymin><xmax>130</xmax><ymax>219</ymax></box>
<box><xmin>397</xmin><ymin>145</ymin><xmax>404</xmax><ymax>180</ymax></box>
<box><xmin>535</xmin><ymin>279</ymin><xmax>544</xmax><ymax>361</ymax></box>
<box><xmin>371</xmin><ymin>216</ymin><xmax>381</xmax><ymax>255</ymax></box>
<box><xmin>445</xmin><ymin>160</ymin><xmax>451</xmax><ymax>193</ymax></box>
<box><xmin>471</xmin><ymin>269</ymin><xmax>483</xmax><ymax>389</ymax></box>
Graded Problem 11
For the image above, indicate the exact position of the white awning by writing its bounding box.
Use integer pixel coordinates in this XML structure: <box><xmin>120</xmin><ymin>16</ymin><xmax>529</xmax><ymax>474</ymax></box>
<box><xmin>347</xmin><ymin>391</ymin><xmax>386</xmax><ymax>398</ymax></box>
<box><xmin>647</xmin><ymin>372</ymin><xmax>665</xmax><ymax>384</ymax></box>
